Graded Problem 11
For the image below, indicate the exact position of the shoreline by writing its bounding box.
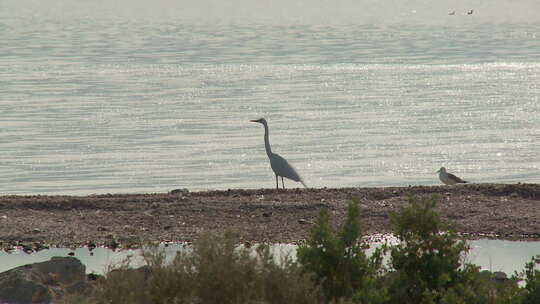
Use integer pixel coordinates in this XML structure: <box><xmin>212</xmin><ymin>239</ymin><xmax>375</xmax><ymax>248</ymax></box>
<box><xmin>1</xmin><ymin>183</ymin><xmax>539</xmax><ymax>250</ymax></box>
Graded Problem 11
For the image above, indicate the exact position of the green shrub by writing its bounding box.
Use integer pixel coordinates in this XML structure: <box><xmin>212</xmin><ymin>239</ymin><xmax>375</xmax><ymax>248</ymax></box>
<box><xmin>513</xmin><ymin>256</ymin><xmax>540</xmax><ymax>304</ymax></box>
<box><xmin>62</xmin><ymin>232</ymin><xmax>321</xmax><ymax>304</ymax></box>
<box><xmin>386</xmin><ymin>195</ymin><xmax>520</xmax><ymax>304</ymax></box>
<box><xmin>297</xmin><ymin>201</ymin><xmax>387</xmax><ymax>303</ymax></box>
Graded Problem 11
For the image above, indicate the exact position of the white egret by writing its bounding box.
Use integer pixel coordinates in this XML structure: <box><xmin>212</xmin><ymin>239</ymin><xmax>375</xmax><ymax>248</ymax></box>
<box><xmin>437</xmin><ymin>167</ymin><xmax>468</xmax><ymax>185</ymax></box>
<box><xmin>250</xmin><ymin>118</ymin><xmax>307</xmax><ymax>189</ymax></box>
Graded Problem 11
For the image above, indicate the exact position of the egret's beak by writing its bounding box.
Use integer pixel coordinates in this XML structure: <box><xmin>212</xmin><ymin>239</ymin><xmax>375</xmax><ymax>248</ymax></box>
<box><xmin>436</xmin><ymin>169</ymin><xmax>441</xmax><ymax>173</ymax></box>
<box><xmin>250</xmin><ymin>119</ymin><xmax>259</xmax><ymax>123</ymax></box>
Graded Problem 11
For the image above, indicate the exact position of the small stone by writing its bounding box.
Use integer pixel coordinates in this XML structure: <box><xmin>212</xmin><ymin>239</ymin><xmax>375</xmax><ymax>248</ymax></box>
<box><xmin>32</xmin><ymin>228</ymin><xmax>41</xmax><ymax>234</ymax></box>
<box><xmin>107</xmin><ymin>239</ymin><xmax>120</xmax><ymax>250</ymax></box>
<box><xmin>262</xmin><ymin>212</ymin><xmax>272</xmax><ymax>217</ymax></box>
<box><xmin>298</xmin><ymin>219</ymin><xmax>311</xmax><ymax>225</ymax></box>
<box><xmin>22</xmin><ymin>246</ymin><xmax>34</xmax><ymax>255</ymax></box>
<box><xmin>87</xmin><ymin>243</ymin><xmax>96</xmax><ymax>251</ymax></box>
<box><xmin>34</xmin><ymin>243</ymin><xmax>49</xmax><ymax>252</ymax></box>
<box><xmin>68</xmin><ymin>252</ymin><xmax>75</xmax><ymax>256</ymax></box>
<box><xmin>170</xmin><ymin>188</ymin><xmax>189</xmax><ymax>195</ymax></box>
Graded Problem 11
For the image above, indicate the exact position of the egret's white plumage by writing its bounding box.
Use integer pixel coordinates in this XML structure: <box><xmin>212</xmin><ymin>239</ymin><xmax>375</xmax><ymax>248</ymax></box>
<box><xmin>250</xmin><ymin>118</ymin><xmax>307</xmax><ymax>189</ymax></box>
<box><xmin>437</xmin><ymin>167</ymin><xmax>468</xmax><ymax>185</ymax></box>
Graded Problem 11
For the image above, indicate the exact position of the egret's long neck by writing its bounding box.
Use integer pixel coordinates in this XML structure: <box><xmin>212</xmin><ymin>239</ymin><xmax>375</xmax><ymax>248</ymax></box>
<box><xmin>262</xmin><ymin>122</ymin><xmax>272</xmax><ymax>157</ymax></box>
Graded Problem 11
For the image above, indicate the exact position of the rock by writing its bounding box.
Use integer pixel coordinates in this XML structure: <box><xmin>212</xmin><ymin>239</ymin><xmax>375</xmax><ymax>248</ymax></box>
<box><xmin>106</xmin><ymin>239</ymin><xmax>120</xmax><ymax>250</ymax></box>
<box><xmin>87</xmin><ymin>242</ymin><xmax>96</xmax><ymax>251</ymax></box>
<box><xmin>64</xmin><ymin>279</ymin><xmax>93</xmax><ymax>295</ymax></box>
<box><xmin>170</xmin><ymin>188</ymin><xmax>189</xmax><ymax>194</ymax></box>
<box><xmin>0</xmin><ymin>256</ymin><xmax>90</xmax><ymax>304</ymax></box>
<box><xmin>21</xmin><ymin>245</ymin><xmax>34</xmax><ymax>255</ymax></box>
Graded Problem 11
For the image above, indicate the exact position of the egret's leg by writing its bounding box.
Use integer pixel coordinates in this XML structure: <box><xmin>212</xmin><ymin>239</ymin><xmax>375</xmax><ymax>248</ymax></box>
<box><xmin>281</xmin><ymin>177</ymin><xmax>285</xmax><ymax>189</ymax></box>
<box><xmin>275</xmin><ymin>174</ymin><xmax>279</xmax><ymax>190</ymax></box>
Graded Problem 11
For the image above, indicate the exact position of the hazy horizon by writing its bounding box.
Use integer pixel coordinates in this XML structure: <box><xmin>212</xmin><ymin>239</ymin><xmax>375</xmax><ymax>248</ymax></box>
<box><xmin>3</xmin><ymin>0</ymin><xmax>540</xmax><ymax>25</ymax></box>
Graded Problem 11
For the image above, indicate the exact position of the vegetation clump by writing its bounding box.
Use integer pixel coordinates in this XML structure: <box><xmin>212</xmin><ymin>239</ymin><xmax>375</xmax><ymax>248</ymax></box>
<box><xmin>386</xmin><ymin>196</ymin><xmax>514</xmax><ymax>304</ymax></box>
<box><xmin>62</xmin><ymin>196</ymin><xmax>540</xmax><ymax>304</ymax></box>
<box><xmin>297</xmin><ymin>201</ymin><xmax>387</xmax><ymax>303</ymax></box>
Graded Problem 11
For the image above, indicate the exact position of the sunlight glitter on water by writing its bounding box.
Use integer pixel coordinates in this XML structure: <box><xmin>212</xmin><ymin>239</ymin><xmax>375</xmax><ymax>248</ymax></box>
<box><xmin>1</xmin><ymin>0</ymin><xmax>540</xmax><ymax>194</ymax></box>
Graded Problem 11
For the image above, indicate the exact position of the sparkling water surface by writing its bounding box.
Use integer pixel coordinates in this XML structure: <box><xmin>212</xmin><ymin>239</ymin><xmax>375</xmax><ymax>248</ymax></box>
<box><xmin>1</xmin><ymin>0</ymin><xmax>540</xmax><ymax>194</ymax></box>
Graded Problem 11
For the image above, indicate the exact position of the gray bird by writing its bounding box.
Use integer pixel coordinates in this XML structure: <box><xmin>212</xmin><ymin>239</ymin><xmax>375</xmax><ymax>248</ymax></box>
<box><xmin>250</xmin><ymin>118</ymin><xmax>307</xmax><ymax>189</ymax></box>
<box><xmin>437</xmin><ymin>167</ymin><xmax>468</xmax><ymax>185</ymax></box>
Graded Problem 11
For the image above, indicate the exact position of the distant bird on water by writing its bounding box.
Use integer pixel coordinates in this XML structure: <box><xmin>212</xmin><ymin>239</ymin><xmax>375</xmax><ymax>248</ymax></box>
<box><xmin>448</xmin><ymin>11</ymin><xmax>455</xmax><ymax>15</ymax></box>
<box><xmin>250</xmin><ymin>118</ymin><xmax>307</xmax><ymax>189</ymax></box>
<box><xmin>437</xmin><ymin>167</ymin><xmax>468</xmax><ymax>185</ymax></box>
<box><xmin>467</xmin><ymin>9</ymin><xmax>474</xmax><ymax>15</ymax></box>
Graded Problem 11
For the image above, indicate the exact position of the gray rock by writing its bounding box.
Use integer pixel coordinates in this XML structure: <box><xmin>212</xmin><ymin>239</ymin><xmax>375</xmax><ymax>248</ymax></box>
<box><xmin>170</xmin><ymin>188</ymin><xmax>189</xmax><ymax>194</ymax></box>
<box><xmin>0</xmin><ymin>256</ymin><xmax>90</xmax><ymax>304</ymax></box>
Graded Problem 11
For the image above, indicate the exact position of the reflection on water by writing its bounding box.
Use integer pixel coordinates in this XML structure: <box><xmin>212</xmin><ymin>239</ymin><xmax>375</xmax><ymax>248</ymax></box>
<box><xmin>1</xmin><ymin>239</ymin><xmax>539</xmax><ymax>275</ymax></box>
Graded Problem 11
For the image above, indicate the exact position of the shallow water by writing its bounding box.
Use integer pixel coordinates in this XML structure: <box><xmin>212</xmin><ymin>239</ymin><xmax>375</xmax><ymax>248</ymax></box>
<box><xmin>1</xmin><ymin>240</ymin><xmax>539</xmax><ymax>275</ymax></box>
<box><xmin>1</xmin><ymin>0</ymin><xmax>540</xmax><ymax>194</ymax></box>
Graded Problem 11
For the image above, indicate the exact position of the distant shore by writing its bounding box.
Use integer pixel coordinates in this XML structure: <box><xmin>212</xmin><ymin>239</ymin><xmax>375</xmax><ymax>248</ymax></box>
<box><xmin>1</xmin><ymin>184</ymin><xmax>539</xmax><ymax>250</ymax></box>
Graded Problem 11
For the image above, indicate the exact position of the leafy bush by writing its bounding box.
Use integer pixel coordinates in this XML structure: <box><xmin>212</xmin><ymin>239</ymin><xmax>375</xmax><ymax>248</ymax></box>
<box><xmin>386</xmin><ymin>195</ymin><xmax>519</xmax><ymax>304</ymax></box>
<box><xmin>297</xmin><ymin>201</ymin><xmax>387</xmax><ymax>303</ymax></box>
<box><xmin>514</xmin><ymin>255</ymin><xmax>540</xmax><ymax>304</ymax></box>
<box><xmin>62</xmin><ymin>232</ymin><xmax>321</xmax><ymax>304</ymax></box>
